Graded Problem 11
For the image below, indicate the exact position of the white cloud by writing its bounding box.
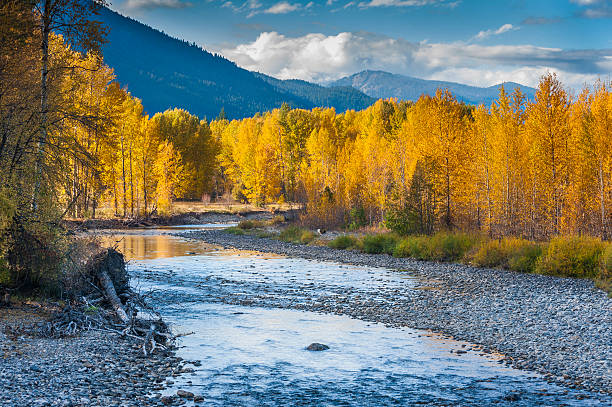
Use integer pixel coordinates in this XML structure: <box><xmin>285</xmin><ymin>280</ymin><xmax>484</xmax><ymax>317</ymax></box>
<box><xmin>474</xmin><ymin>23</ymin><xmax>518</xmax><ymax>40</ymax></box>
<box><xmin>571</xmin><ymin>0</ymin><xmax>612</xmax><ymax>18</ymax></box>
<box><xmin>219</xmin><ymin>31</ymin><xmax>611</xmax><ymax>89</ymax></box>
<box><xmin>358</xmin><ymin>0</ymin><xmax>439</xmax><ymax>7</ymax></box>
<box><xmin>571</xmin><ymin>0</ymin><xmax>600</xmax><ymax>5</ymax></box>
<box><xmin>124</xmin><ymin>0</ymin><xmax>192</xmax><ymax>10</ymax></box>
<box><xmin>357</xmin><ymin>0</ymin><xmax>457</xmax><ymax>8</ymax></box>
<box><xmin>265</xmin><ymin>1</ymin><xmax>301</xmax><ymax>14</ymax></box>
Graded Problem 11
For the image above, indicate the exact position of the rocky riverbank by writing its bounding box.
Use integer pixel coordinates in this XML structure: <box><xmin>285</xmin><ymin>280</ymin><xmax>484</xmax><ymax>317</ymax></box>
<box><xmin>0</xmin><ymin>306</ymin><xmax>201</xmax><ymax>406</ymax></box>
<box><xmin>64</xmin><ymin>210</ymin><xmax>295</xmax><ymax>231</ymax></box>
<box><xmin>182</xmin><ymin>229</ymin><xmax>612</xmax><ymax>398</ymax></box>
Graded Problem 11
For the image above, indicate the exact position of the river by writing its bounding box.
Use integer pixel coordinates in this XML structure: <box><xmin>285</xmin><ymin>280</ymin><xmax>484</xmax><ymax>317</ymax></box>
<box><xmin>100</xmin><ymin>226</ymin><xmax>606</xmax><ymax>406</ymax></box>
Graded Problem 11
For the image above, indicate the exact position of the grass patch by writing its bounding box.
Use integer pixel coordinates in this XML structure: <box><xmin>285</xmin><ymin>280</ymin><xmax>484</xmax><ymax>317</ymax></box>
<box><xmin>535</xmin><ymin>236</ymin><xmax>606</xmax><ymax>279</ymax></box>
<box><xmin>328</xmin><ymin>235</ymin><xmax>360</xmax><ymax>250</ymax></box>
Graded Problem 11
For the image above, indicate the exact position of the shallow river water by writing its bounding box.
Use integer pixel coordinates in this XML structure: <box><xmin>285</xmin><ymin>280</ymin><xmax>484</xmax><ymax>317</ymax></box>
<box><xmin>101</xmin><ymin>226</ymin><xmax>607</xmax><ymax>406</ymax></box>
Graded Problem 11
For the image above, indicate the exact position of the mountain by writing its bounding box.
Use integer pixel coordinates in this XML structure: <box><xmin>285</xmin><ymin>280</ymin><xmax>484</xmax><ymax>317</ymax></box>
<box><xmin>330</xmin><ymin>70</ymin><xmax>537</xmax><ymax>106</ymax></box>
<box><xmin>98</xmin><ymin>8</ymin><xmax>374</xmax><ymax>119</ymax></box>
<box><xmin>254</xmin><ymin>73</ymin><xmax>375</xmax><ymax>113</ymax></box>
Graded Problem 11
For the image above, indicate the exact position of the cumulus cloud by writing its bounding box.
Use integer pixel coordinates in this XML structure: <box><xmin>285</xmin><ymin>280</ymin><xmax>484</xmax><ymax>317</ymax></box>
<box><xmin>474</xmin><ymin>23</ymin><xmax>518</xmax><ymax>40</ymax></box>
<box><xmin>219</xmin><ymin>31</ymin><xmax>612</xmax><ymax>89</ymax></box>
<box><xmin>124</xmin><ymin>0</ymin><xmax>192</xmax><ymax>10</ymax></box>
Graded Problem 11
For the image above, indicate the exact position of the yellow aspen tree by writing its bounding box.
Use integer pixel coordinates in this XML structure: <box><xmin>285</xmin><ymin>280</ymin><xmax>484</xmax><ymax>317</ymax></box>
<box><xmin>472</xmin><ymin>104</ymin><xmax>495</xmax><ymax>234</ymax></box>
<box><xmin>153</xmin><ymin>140</ymin><xmax>183</xmax><ymax>215</ymax></box>
<box><xmin>490</xmin><ymin>86</ymin><xmax>528</xmax><ymax>236</ymax></box>
<box><xmin>525</xmin><ymin>73</ymin><xmax>571</xmax><ymax>237</ymax></box>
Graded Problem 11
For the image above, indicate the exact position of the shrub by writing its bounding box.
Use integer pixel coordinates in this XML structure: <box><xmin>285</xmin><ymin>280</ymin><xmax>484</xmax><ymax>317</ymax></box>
<box><xmin>392</xmin><ymin>236</ymin><xmax>428</xmax><ymax>259</ymax></box>
<box><xmin>269</xmin><ymin>215</ymin><xmax>285</xmax><ymax>225</ymax></box>
<box><xmin>471</xmin><ymin>238</ymin><xmax>542</xmax><ymax>273</ymax></box>
<box><xmin>226</xmin><ymin>226</ymin><xmax>245</xmax><ymax>235</ymax></box>
<box><xmin>535</xmin><ymin>236</ymin><xmax>605</xmax><ymax>279</ymax></box>
<box><xmin>425</xmin><ymin>231</ymin><xmax>480</xmax><ymax>262</ymax></box>
<box><xmin>507</xmin><ymin>242</ymin><xmax>543</xmax><ymax>273</ymax></box>
<box><xmin>238</xmin><ymin>219</ymin><xmax>265</xmax><ymax>230</ymax></box>
<box><xmin>279</xmin><ymin>226</ymin><xmax>315</xmax><ymax>244</ymax></box>
<box><xmin>602</xmin><ymin>244</ymin><xmax>612</xmax><ymax>276</ymax></box>
<box><xmin>471</xmin><ymin>239</ymin><xmax>507</xmax><ymax>268</ymax></box>
<box><xmin>328</xmin><ymin>235</ymin><xmax>359</xmax><ymax>250</ymax></box>
<box><xmin>597</xmin><ymin>245</ymin><xmax>612</xmax><ymax>296</ymax></box>
<box><xmin>300</xmin><ymin>230</ymin><xmax>316</xmax><ymax>244</ymax></box>
<box><xmin>361</xmin><ymin>234</ymin><xmax>399</xmax><ymax>255</ymax></box>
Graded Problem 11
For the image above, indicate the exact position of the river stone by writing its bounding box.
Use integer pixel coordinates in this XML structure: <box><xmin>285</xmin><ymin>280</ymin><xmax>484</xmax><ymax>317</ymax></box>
<box><xmin>306</xmin><ymin>343</ymin><xmax>329</xmax><ymax>351</ymax></box>
<box><xmin>177</xmin><ymin>389</ymin><xmax>194</xmax><ymax>398</ymax></box>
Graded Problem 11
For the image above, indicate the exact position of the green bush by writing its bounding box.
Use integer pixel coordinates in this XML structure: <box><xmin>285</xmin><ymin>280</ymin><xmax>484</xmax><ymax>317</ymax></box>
<box><xmin>471</xmin><ymin>238</ymin><xmax>542</xmax><ymax>273</ymax></box>
<box><xmin>279</xmin><ymin>226</ymin><xmax>314</xmax><ymax>244</ymax></box>
<box><xmin>596</xmin><ymin>245</ymin><xmax>612</xmax><ymax>296</ymax></box>
<box><xmin>602</xmin><ymin>244</ymin><xmax>612</xmax><ymax>276</ymax></box>
<box><xmin>392</xmin><ymin>236</ymin><xmax>428</xmax><ymax>259</ymax></box>
<box><xmin>361</xmin><ymin>234</ymin><xmax>399</xmax><ymax>255</ymax></box>
<box><xmin>328</xmin><ymin>235</ymin><xmax>359</xmax><ymax>250</ymax></box>
<box><xmin>507</xmin><ymin>243</ymin><xmax>543</xmax><ymax>273</ymax></box>
<box><xmin>425</xmin><ymin>231</ymin><xmax>480</xmax><ymax>262</ymax></box>
<box><xmin>300</xmin><ymin>230</ymin><xmax>316</xmax><ymax>244</ymax></box>
<box><xmin>535</xmin><ymin>236</ymin><xmax>605</xmax><ymax>279</ymax></box>
<box><xmin>226</xmin><ymin>226</ymin><xmax>245</xmax><ymax>235</ymax></box>
<box><xmin>238</xmin><ymin>219</ymin><xmax>265</xmax><ymax>230</ymax></box>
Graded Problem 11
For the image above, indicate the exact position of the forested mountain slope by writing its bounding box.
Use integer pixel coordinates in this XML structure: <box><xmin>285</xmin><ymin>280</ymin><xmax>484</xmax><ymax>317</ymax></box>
<box><xmin>99</xmin><ymin>8</ymin><xmax>374</xmax><ymax>118</ymax></box>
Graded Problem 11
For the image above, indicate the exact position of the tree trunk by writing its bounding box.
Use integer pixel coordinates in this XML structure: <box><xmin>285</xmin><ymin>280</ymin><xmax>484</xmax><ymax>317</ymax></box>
<box><xmin>33</xmin><ymin>6</ymin><xmax>50</xmax><ymax>211</ymax></box>
<box><xmin>96</xmin><ymin>269</ymin><xmax>129</xmax><ymax>324</ymax></box>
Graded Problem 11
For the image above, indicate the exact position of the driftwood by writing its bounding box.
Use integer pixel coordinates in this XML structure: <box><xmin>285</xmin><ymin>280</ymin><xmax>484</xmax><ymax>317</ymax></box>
<box><xmin>96</xmin><ymin>268</ymin><xmax>129</xmax><ymax>323</ymax></box>
<box><xmin>34</xmin><ymin>247</ymin><xmax>176</xmax><ymax>355</ymax></box>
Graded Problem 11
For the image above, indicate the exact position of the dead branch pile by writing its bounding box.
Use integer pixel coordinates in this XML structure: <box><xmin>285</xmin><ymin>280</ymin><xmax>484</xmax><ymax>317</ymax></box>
<box><xmin>38</xmin><ymin>248</ymin><xmax>176</xmax><ymax>355</ymax></box>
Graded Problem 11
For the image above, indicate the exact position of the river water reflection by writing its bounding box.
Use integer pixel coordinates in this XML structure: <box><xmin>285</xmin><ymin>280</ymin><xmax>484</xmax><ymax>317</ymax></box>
<box><xmin>100</xmin><ymin>227</ymin><xmax>606</xmax><ymax>406</ymax></box>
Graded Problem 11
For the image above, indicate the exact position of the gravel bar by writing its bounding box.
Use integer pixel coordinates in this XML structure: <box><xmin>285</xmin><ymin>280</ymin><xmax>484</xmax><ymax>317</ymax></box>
<box><xmin>0</xmin><ymin>305</ymin><xmax>197</xmax><ymax>407</ymax></box>
<box><xmin>182</xmin><ymin>229</ymin><xmax>612</xmax><ymax>397</ymax></box>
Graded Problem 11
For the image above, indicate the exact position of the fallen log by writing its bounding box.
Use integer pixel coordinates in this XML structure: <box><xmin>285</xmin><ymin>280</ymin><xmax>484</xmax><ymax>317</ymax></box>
<box><xmin>96</xmin><ymin>268</ymin><xmax>129</xmax><ymax>324</ymax></box>
<box><xmin>84</xmin><ymin>248</ymin><xmax>131</xmax><ymax>324</ymax></box>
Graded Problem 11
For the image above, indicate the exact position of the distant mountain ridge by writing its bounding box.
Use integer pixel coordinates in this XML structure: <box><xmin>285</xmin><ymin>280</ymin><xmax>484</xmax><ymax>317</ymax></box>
<box><xmin>98</xmin><ymin>8</ymin><xmax>374</xmax><ymax>119</ymax></box>
<box><xmin>99</xmin><ymin>9</ymin><xmax>536</xmax><ymax>119</ymax></box>
<box><xmin>254</xmin><ymin>73</ymin><xmax>375</xmax><ymax>113</ymax></box>
<box><xmin>330</xmin><ymin>70</ymin><xmax>536</xmax><ymax>106</ymax></box>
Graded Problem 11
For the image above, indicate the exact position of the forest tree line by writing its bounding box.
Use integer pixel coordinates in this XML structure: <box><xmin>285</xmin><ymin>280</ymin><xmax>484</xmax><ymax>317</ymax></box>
<box><xmin>2</xmin><ymin>0</ymin><xmax>612</xmax><ymax>256</ymax></box>
<box><xmin>213</xmin><ymin>75</ymin><xmax>612</xmax><ymax>240</ymax></box>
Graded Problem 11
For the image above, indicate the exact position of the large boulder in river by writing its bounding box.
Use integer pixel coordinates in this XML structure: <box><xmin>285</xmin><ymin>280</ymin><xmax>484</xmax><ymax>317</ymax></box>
<box><xmin>306</xmin><ymin>343</ymin><xmax>329</xmax><ymax>351</ymax></box>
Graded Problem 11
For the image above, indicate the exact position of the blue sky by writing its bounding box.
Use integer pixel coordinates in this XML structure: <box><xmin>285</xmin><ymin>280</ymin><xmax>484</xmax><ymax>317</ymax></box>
<box><xmin>109</xmin><ymin>0</ymin><xmax>612</xmax><ymax>89</ymax></box>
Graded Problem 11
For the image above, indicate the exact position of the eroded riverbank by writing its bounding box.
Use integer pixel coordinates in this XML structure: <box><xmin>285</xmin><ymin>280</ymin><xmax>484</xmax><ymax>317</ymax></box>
<box><xmin>181</xmin><ymin>229</ymin><xmax>612</xmax><ymax>397</ymax></box>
